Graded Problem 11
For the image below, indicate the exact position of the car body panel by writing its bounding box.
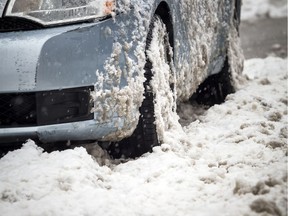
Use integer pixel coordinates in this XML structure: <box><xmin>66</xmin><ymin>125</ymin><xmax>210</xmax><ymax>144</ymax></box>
<box><xmin>0</xmin><ymin>0</ymin><xmax>240</xmax><ymax>144</ymax></box>
<box><xmin>0</xmin><ymin>18</ymin><xmax>126</xmax><ymax>92</ymax></box>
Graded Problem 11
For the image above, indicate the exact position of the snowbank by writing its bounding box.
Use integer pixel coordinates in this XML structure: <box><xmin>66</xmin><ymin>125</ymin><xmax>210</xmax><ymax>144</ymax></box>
<box><xmin>241</xmin><ymin>0</ymin><xmax>287</xmax><ymax>21</ymax></box>
<box><xmin>0</xmin><ymin>57</ymin><xmax>287</xmax><ymax>216</ymax></box>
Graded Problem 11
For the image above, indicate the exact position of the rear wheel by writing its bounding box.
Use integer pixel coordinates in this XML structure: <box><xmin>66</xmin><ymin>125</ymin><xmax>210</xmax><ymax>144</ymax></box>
<box><xmin>191</xmin><ymin>56</ymin><xmax>235</xmax><ymax>106</ymax></box>
<box><xmin>108</xmin><ymin>16</ymin><xmax>173</xmax><ymax>159</ymax></box>
<box><xmin>191</xmin><ymin>0</ymin><xmax>242</xmax><ymax>107</ymax></box>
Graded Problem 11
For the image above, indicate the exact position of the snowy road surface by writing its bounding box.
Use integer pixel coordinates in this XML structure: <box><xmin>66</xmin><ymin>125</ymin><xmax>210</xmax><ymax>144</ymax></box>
<box><xmin>240</xmin><ymin>0</ymin><xmax>287</xmax><ymax>59</ymax></box>
<box><xmin>0</xmin><ymin>57</ymin><xmax>287</xmax><ymax>216</ymax></box>
<box><xmin>240</xmin><ymin>17</ymin><xmax>287</xmax><ymax>59</ymax></box>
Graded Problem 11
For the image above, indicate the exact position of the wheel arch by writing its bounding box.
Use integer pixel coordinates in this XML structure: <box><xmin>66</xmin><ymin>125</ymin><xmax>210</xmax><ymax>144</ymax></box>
<box><xmin>234</xmin><ymin>0</ymin><xmax>242</xmax><ymax>31</ymax></box>
<box><xmin>154</xmin><ymin>1</ymin><xmax>174</xmax><ymax>52</ymax></box>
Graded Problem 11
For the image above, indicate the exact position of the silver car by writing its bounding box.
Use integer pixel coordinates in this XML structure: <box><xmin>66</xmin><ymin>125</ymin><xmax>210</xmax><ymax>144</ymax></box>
<box><xmin>0</xmin><ymin>0</ymin><xmax>242</xmax><ymax>158</ymax></box>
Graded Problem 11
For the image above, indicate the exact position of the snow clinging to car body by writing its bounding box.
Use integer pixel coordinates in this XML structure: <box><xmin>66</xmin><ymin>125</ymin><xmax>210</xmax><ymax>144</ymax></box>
<box><xmin>89</xmin><ymin>0</ymin><xmax>243</xmax><ymax>142</ymax></box>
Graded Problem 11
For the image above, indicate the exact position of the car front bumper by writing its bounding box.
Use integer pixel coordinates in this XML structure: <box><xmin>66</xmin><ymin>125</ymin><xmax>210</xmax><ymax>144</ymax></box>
<box><xmin>0</xmin><ymin>84</ymin><xmax>139</xmax><ymax>144</ymax></box>
<box><xmin>0</xmin><ymin>119</ymin><xmax>125</xmax><ymax>144</ymax></box>
<box><xmin>0</xmin><ymin>12</ymin><xmax>145</xmax><ymax>145</ymax></box>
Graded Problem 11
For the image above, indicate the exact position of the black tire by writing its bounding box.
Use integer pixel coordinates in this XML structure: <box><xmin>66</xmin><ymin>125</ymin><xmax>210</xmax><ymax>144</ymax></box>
<box><xmin>191</xmin><ymin>56</ymin><xmax>235</xmax><ymax>106</ymax></box>
<box><xmin>108</xmin><ymin>16</ymin><xmax>171</xmax><ymax>159</ymax></box>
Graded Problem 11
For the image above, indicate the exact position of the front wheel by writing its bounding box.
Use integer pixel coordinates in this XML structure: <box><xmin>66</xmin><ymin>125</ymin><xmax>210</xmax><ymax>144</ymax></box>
<box><xmin>108</xmin><ymin>16</ymin><xmax>174</xmax><ymax>159</ymax></box>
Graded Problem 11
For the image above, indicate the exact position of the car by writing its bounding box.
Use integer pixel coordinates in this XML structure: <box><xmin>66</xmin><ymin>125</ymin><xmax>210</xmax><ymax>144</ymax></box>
<box><xmin>0</xmin><ymin>0</ymin><xmax>243</xmax><ymax>158</ymax></box>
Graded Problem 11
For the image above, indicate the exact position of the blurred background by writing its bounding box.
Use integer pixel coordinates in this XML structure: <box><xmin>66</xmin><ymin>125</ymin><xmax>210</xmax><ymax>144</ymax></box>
<box><xmin>240</xmin><ymin>0</ymin><xmax>287</xmax><ymax>59</ymax></box>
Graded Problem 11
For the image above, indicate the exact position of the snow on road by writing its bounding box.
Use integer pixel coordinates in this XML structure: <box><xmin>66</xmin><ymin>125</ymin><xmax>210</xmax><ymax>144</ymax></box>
<box><xmin>0</xmin><ymin>57</ymin><xmax>287</xmax><ymax>216</ymax></box>
<box><xmin>242</xmin><ymin>0</ymin><xmax>287</xmax><ymax>21</ymax></box>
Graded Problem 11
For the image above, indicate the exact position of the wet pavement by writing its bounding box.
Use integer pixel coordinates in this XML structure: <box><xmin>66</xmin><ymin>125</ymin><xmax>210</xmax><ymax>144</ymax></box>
<box><xmin>240</xmin><ymin>17</ymin><xmax>287</xmax><ymax>59</ymax></box>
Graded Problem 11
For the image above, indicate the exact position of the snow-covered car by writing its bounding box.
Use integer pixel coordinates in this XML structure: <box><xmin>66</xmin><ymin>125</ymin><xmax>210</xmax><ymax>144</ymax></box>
<box><xmin>0</xmin><ymin>0</ymin><xmax>242</xmax><ymax>158</ymax></box>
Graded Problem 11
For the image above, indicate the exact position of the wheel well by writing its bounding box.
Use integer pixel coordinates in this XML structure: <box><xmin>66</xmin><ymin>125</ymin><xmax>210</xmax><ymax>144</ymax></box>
<box><xmin>154</xmin><ymin>2</ymin><xmax>174</xmax><ymax>52</ymax></box>
<box><xmin>234</xmin><ymin>0</ymin><xmax>241</xmax><ymax>32</ymax></box>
